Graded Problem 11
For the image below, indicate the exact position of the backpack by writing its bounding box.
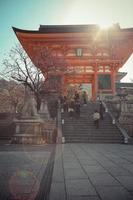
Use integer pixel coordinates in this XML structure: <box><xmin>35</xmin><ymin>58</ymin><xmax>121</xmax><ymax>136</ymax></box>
<box><xmin>93</xmin><ymin>112</ymin><xmax>100</xmax><ymax>120</ymax></box>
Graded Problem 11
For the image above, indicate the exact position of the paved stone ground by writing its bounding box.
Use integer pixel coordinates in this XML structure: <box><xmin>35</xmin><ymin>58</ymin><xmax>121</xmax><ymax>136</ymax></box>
<box><xmin>0</xmin><ymin>143</ymin><xmax>54</xmax><ymax>200</ymax></box>
<box><xmin>50</xmin><ymin>144</ymin><xmax>133</xmax><ymax>200</ymax></box>
<box><xmin>1</xmin><ymin>143</ymin><xmax>133</xmax><ymax>200</ymax></box>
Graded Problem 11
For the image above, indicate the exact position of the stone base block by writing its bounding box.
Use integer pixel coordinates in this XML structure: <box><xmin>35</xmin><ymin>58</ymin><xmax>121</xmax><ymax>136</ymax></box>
<box><xmin>12</xmin><ymin>134</ymin><xmax>45</xmax><ymax>144</ymax></box>
<box><xmin>12</xmin><ymin>118</ymin><xmax>44</xmax><ymax>144</ymax></box>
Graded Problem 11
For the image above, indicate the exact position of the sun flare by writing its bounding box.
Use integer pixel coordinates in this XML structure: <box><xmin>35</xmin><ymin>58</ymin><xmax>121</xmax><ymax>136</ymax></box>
<box><xmin>98</xmin><ymin>21</ymin><xmax>113</xmax><ymax>29</ymax></box>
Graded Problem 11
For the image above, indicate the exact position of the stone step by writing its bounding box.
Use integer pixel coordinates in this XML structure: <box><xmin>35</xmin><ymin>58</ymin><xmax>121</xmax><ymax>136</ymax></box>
<box><xmin>62</xmin><ymin>125</ymin><xmax>121</xmax><ymax>130</ymax></box>
<box><xmin>62</xmin><ymin>102</ymin><xmax>123</xmax><ymax>143</ymax></box>
<box><xmin>63</xmin><ymin>129</ymin><xmax>121</xmax><ymax>133</ymax></box>
<box><xmin>64</xmin><ymin>137</ymin><xmax>123</xmax><ymax>142</ymax></box>
<box><xmin>63</xmin><ymin>132</ymin><xmax>121</xmax><ymax>135</ymax></box>
<box><xmin>64</xmin><ymin>137</ymin><xmax>122</xmax><ymax>141</ymax></box>
<box><xmin>65</xmin><ymin>140</ymin><xmax>123</xmax><ymax>143</ymax></box>
<box><xmin>62</xmin><ymin>123</ymin><xmax>116</xmax><ymax>127</ymax></box>
<box><xmin>62</xmin><ymin>118</ymin><xmax>113</xmax><ymax>122</ymax></box>
<box><xmin>64</xmin><ymin>134</ymin><xmax>122</xmax><ymax>137</ymax></box>
<box><xmin>63</xmin><ymin>133</ymin><xmax>122</xmax><ymax>137</ymax></box>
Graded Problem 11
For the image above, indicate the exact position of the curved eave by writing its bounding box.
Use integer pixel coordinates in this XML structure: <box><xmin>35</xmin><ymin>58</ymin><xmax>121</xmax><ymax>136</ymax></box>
<box><xmin>12</xmin><ymin>26</ymin><xmax>96</xmax><ymax>39</ymax></box>
<box><xmin>13</xmin><ymin>25</ymin><xmax>100</xmax><ymax>34</ymax></box>
<box><xmin>12</xmin><ymin>27</ymin><xmax>41</xmax><ymax>34</ymax></box>
<box><xmin>12</xmin><ymin>26</ymin><xmax>133</xmax><ymax>41</ymax></box>
<box><xmin>13</xmin><ymin>26</ymin><xmax>133</xmax><ymax>35</ymax></box>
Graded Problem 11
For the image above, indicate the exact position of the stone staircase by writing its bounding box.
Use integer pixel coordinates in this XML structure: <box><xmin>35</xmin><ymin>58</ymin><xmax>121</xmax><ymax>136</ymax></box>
<box><xmin>61</xmin><ymin>102</ymin><xmax>124</xmax><ymax>143</ymax></box>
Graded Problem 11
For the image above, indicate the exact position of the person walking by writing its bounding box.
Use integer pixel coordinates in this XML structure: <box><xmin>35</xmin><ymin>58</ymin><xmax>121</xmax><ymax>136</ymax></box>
<box><xmin>68</xmin><ymin>99</ymin><xmax>75</xmax><ymax>118</ymax></box>
<box><xmin>82</xmin><ymin>91</ymin><xmax>87</xmax><ymax>105</ymax></box>
<box><xmin>63</xmin><ymin>96</ymin><xmax>68</xmax><ymax>113</ymax></box>
<box><xmin>75</xmin><ymin>100</ymin><xmax>80</xmax><ymax>118</ymax></box>
<box><xmin>93</xmin><ymin>110</ymin><xmax>100</xmax><ymax>128</ymax></box>
<box><xmin>99</xmin><ymin>101</ymin><xmax>105</xmax><ymax>120</ymax></box>
<box><xmin>74</xmin><ymin>91</ymin><xmax>80</xmax><ymax>102</ymax></box>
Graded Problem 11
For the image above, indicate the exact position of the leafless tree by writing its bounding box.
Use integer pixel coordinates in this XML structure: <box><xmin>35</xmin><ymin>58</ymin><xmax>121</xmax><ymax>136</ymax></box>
<box><xmin>1</xmin><ymin>44</ymin><xmax>44</xmax><ymax>110</ymax></box>
<box><xmin>0</xmin><ymin>80</ymin><xmax>24</xmax><ymax>113</ymax></box>
<box><xmin>1</xmin><ymin>44</ymin><xmax>68</xmax><ymax>110</ymax></box>
<box><xmin>7</xmin><ymin>81</ymin><xmax>25</xmax><ymax>113</ymax></box>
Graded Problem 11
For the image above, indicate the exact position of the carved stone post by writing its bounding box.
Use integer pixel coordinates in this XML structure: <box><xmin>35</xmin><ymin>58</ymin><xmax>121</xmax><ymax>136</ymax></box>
<box><xmin>39</xmin><ymin>90</ymin><xmax>50</xmax><ymax>120</ymax></box>
<box><xmin>22</xmin><ymin>89</ymin><xmax>38</xmax><ymax>118</ymax></box>
<box><xmin>39</xmin><ymin>99</ymin><xmax>50</xmax><ymax>119</ymax></box>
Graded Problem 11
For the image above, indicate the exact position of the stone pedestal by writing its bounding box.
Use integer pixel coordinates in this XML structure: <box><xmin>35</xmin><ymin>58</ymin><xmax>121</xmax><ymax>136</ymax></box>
<box><xmin>12</xmin><ymin>118</ymin><xmax>44</xmax><ymax>144</ymax></box>
<box><xmin>12</xmin><ymin>89</ymin><xmax>57</xmax><ymax>144</ymax></box>
<box><xmin>12</xmin><ymin>90</ymin><xmax>45</xmax><ymax>144</ymax></box>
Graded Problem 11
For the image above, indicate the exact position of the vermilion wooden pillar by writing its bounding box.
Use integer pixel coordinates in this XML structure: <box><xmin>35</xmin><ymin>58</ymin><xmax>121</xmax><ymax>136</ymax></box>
<box><xmin>92</xmin><ymin>79</ymin><xmax>95</xmax><ymax>101</ymax></box>
<box><xmin>111</xmin><ymin>67</ymin><xmax>116</xmax><ymax>95</ymax></box>
<box><xmin>92</xmin><ymin>65</ymin><xmax>98</xmax><ymax>101</ymax></box>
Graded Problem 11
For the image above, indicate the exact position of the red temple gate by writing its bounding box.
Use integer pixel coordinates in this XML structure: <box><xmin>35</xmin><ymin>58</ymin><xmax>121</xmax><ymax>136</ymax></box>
<box><xmin>13</xmin><ymin>24</ymin><xmax>133</xmax><ymax>100</ymax></box>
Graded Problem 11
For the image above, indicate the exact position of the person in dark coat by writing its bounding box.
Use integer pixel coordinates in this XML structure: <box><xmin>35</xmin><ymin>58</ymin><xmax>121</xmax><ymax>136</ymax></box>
<box><xmin>63</xmin><ymin>96</ymin><xmax>68</xmax><ymax>113</ymax></box>
<box><xmin>99</xmin><ymin>101</ymin><xmax>105</xmax><ymax>120</ymax></box>
<box><xmin>82</xmin><ymin>91</ymin><xmax>87</xmax><ymax>105</ymax></box>
<box><xmin>68</xmin><ymin>99</ymin><xmax>75</xmax><ymax>118</ymax></box>
<box><xmin>74</xmin><ymin>91</ymin><xmax>80</xmax><ymax>102</ymax></box>
<box><xmin>75</xmin><ymin>100</ymin><xmax>80</xmax><ymax>118</ymax></box>
<box><xmin>93</xmin><ymin>110</ymin><xmax>100</xmax><ymax>128</ymax></box>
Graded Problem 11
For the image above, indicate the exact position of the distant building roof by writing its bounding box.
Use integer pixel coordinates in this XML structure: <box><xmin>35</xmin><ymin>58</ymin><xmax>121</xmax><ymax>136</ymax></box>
<box><xmin>116</xmin><ymin>72</ymin><xmax>127</xmax><ymax>82</ymax></box>
<box><xmin>116</xmin><ymin>82</ymin><xmax>133</xmax><ymax>88</ymax></box>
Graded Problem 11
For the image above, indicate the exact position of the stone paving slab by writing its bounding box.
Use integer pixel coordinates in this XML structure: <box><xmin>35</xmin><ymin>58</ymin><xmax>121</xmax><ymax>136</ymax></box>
<box><xmin>107</xmin><ymin>166</ymin><xmax>131</xmax><ymax>176</ymax></box>
<box><xmin>66</xmin><ymin>179</ymin><xmax>97</xmax><ymax>196</ymax></box>
<box><xmin>50</xmin><ymin>144</ymin><xmax>133</xmax><ymax>200</ymax></box>
<box><xmin>79</xmin><ymin>159</ymin><xmax>99</xmax><ymax>166</ymax></box>
<box><xmin>115</xmin><ymin>175</ymin><xmax>133</xmax><ymax>191</ymax></box>
<box><xmin>50</xmin><ymin>182</ymin><xmax>66</xmax><ymax>200</ymax></box>
<box><xmin>68</xmin><ymin>197</ymin><xmax>101</xmax><ymax>200</ymax></box>
<box><xmin>96</xmin><ymin>186</ymin><xmax>133</xmax><ymax>200</ymax></box>
<box><xmin>52</xmin><ymin>164</ymin><xmax>64</xmax><ymax>182</ymax></box>
<box><xmin>83</xmin><ymin>165</ymin><xmax>108</xmax><ymax>174</ymax></box>
<box><xmin>122</xmin><ymin>164</ymin><xmax>133</xmax><ymax>173</ymax></box>
<box><xmin>64</xmin><ymin>168</ymin><xmax>87</xmax><ymax>180</ymax></box>
<box><xmin>88</xmin><ymin>173</ymin><xmax>120</xmax><ymax>186</ymax></box>
<box><xmin>64</xmin><ymin>161</ymin><xmax>81</xmax><ymax>169</ymax></box>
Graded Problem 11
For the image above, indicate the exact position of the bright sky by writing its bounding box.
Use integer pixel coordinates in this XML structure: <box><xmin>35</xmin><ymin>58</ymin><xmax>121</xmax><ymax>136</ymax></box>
<box><xmin>0</xmin><ymin>0</ymin><xmax>133</xmax><ymax>82</ymax></box>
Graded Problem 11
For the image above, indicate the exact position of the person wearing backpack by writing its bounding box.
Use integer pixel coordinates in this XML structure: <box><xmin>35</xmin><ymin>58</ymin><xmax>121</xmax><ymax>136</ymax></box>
<box><xmin>93</xmin><ymin>110</ymin><xmax>100</xmax><ymax>128</ymax></box>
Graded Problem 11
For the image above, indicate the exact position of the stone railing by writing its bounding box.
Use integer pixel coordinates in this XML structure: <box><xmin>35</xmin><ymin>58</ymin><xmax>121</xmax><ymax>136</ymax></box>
<box><xmin>56</xmin><ymin>106</ymin><xmax>63</xmax><ymax>144</ymax></box>
<box><xmin>108</xmin><ymin>99</ymin><xmax>133</xmax><ymax>138</ymax></box>
<box><xmin>102</xmin><ymin>101</ymin><xmax>131</xmax><ymax>144</ymax></box>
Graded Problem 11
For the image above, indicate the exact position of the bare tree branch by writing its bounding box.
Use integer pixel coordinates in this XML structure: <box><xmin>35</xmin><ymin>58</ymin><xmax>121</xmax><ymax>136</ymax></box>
<box><xmin>2</xmin><ymin>44</ymin><xmax>68</xmax><ymax>110</ymax></box>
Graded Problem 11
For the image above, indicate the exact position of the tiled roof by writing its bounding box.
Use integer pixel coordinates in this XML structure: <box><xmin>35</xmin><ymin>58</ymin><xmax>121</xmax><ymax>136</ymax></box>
<box><xmin>39</xmin><ymin>24</ymin><xmax>100</xmax><ymax>33</ymax></box>
<box><xmin>13</xmin><ymin>24</ymin><xmax>133</xmax><ymax>34</ymax></box>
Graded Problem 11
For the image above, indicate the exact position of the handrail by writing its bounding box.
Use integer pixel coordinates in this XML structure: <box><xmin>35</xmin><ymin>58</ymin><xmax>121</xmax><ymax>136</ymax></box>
<box><xmin>56</xmin><ymin>105</ymin><xmax>63</xmax><ymax>144</ymax></box>
<box><xmin>102</xmin><ymin>101</ymin><xmax>130</xmax><ymax>144</ymax></box>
